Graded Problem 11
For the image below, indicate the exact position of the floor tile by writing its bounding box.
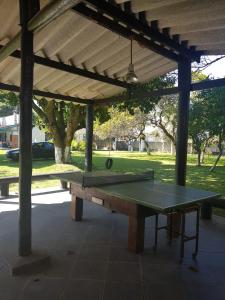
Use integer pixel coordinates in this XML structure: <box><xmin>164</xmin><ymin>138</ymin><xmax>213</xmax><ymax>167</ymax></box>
<box><xmin>78</xmin><ymin>244</ymin><xmax>110</xmax><ymax>261</ymax></box>
<box><xmin>144</xmin><ymin>282</ymin><xmax>188</xmax><ymax>300</ymax></box>
<box><xmin>18</xmin><ymin>278</ymin><xmax>65</xmax><ymax>300</ymax></box>
<box><xmin>107</xmin><ymin>262</ymin><xmax>141</xmax><ymax>283</ymax></box>
<box><xmin>109</xmin><ymin>247</ymin><xmax>140</xmax><ymax>262</ymax></box>
<box><xmin>71</xmin><ymin>259</ymin><xmax>107</xmax><ymax>280</ymax></box>
<box><xmin>62</xmin><ymin>279</ymin><xmax>104</xmax><ymax>300</ymax></box>
<box><xmin>103</xmin><ymin>281</ymin><xmax>144</xmax><ymax>300</ymax></box>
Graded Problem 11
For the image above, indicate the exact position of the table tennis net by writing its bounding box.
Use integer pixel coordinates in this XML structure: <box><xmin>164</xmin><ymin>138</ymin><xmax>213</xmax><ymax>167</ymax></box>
<box><xmin>80</xmin><ymin>170</ymin><xmax>154</xmax><ymax>187</ymax></box>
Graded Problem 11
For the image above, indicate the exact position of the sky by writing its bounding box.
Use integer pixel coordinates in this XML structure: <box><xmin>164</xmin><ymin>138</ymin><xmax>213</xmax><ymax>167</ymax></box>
<box><xmin>201</xmin><ymin>56</ymin><xmax>225</xmax><ymax>78</ymax></box>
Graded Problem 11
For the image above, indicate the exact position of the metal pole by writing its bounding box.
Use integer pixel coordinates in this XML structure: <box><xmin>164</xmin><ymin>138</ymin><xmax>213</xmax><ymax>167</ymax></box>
<box><xmin>85</xmin><ymin>102</ymin><xmax>94</xmax><ymax>172</ymax></box>
<box><xmin>18</xmin><ymin>0</ymin><xmax>40</xmax><ymax>256</ymax></box>
<box><xmin>176</xmin><ymin>57</ymin><xmax>191</xmax><ymax>186</ymax></box>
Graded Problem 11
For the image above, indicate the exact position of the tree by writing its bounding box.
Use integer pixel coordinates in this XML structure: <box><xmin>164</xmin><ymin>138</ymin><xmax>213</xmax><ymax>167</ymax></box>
<box><xmin>206</xmin><ymin>89</ymin><xmax>225</xmax><ymax>172</ymax></box>
<box><xmin>138</xmin><ymin>72</ymin><xmax>209</xmax><ymax>151</ymax></box>
<box><xmin>115</xmin><ymin>74</ymin><xmax>176</xmax><ymax>114</ymax></box>
<box><xmin>0</xmin><ymin>91</ymin><xmax>18</xmax><ymax>116</ymax></box>
<box><xmin>110</xmin><ymin>74</ymin><xmax>177</xmax><ymax>151</ymax></box>
<box><xmin>148</xmin><ymin>95</ymin><xmax>178</xmax><ymax>148</ymax></box>
<box><xmin>189</xmin><ymin>100</ymin><xmax>210</xmax><ymax>166</ymax></box>
<box><xmin>0</xmin><ymin>90</ymin><xmax>86</xmax><ymax>164</ymax></box>
<box><xmin>94</xmin><ymin>107</ymin><xmax>150</xmax><ymax>153</ymax></box>
<box><xmin>196</xmin><ymin>87</ymin><xmax>225</xmax><ymax>171</ymax></box>
<box><xmin>32</xmin><ymin>98</ymin><xmax>85</xmax><ymax>163</ymax></box>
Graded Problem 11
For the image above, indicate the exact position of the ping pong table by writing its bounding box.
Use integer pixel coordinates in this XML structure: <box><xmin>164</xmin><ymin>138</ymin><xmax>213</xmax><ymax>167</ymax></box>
<box><xmin>55</xmin><ymin>171</ymin><xmax>220</xmax><ymax>254</ymax></box>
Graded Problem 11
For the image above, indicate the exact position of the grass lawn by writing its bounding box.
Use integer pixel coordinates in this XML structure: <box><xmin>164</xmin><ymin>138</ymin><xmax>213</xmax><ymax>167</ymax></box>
<box><xmin>0</xmin><ymin>150</ymin><xmax>78</xmax><ymax>192</ymax></box>
<box><xmin>71</xmin><ymin>151</ymin><xmax>225</xmax><ymax>217</ymax></box>
<box><xmin>71</xmin><ymin>151</ymin><xmax>225</xmax><ymax>196</ymax></box>
<box><xmin>0</xmin><ymin>149</ymin><xmax>224</xmax><ymax>215</ymax></box>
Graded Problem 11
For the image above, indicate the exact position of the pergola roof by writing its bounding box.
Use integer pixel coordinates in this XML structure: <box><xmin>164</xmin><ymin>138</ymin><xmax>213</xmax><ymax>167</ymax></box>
<box><xmin>0</xmin><ymin>0</ymin><xmax>225</xmax><ymax>101</ymax></box>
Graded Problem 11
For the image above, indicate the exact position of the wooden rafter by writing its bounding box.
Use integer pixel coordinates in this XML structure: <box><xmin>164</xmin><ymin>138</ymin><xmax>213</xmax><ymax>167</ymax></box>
<box><xmin>0</xmin><ymin>82</ymin><xmax>90</xmax><ymax>104</ymax></box>
<box><xmin>3</xmin><ymin>47</ymin><xmax>130</xmax><ymax>89</ymax></box>
<box><xmin>0</xmin><ymin>0</ymin><xmax>82</xmax><ymax>64</ymax></box>
<box><xmin>74</xmin><ymin>0</ymin><xmax>202</xmax><ymax>62</ymax></box>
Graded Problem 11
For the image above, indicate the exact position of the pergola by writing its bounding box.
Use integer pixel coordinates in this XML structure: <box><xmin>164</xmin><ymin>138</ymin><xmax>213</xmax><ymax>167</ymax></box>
<box><xmin>0</xmin><ymin>0</ymin><xmax>225</xmax><ymax>267</ymax></box>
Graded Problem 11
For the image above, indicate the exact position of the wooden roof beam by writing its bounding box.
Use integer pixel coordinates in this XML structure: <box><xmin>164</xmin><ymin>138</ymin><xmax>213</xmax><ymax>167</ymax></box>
<box><xmin>94</xmin><ymin>77</ymin><xmax>225</xmax><ymax>105</ymax></box>
<box><xmin>73</xmin><ymin>3</ymin><xmax>179</xmax><ymax>62</ymax></box>
<box><xmin>0</xmin><ymin>0</ymin><xmax>82</xmax><ymax>64</ymax></box>
<box><xmin>0</xmin><ymin>82</ymin><xmax>90</xmax><ymax>104</ymax></box>
<box><xmin>2</xmin><ymin>46</ymin><xmax>130</xmax><ymax>89</ymax></box>
<box><xmin>2</xmin><ymin>77</ymin><xmax>225</xmax><ymax>106</ymax></box>
<box><xmin>80</xmin><ymin>0</ymin><xmax>201</xmax><ymax>61</ymax></box>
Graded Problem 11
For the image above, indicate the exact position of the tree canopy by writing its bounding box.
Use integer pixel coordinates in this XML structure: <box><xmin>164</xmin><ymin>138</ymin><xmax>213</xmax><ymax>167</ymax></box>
<box><xmin>197</xmin><ymin>87</ymin><xmax>225</xmax><ymax>171</ymax></box>
<box><xmin>94</xmin><ymin>107</ymin><xmax>147</xmax><ymax>141</ymax></box>
<box><xmin>0</xmin><ymin>90</ymin><xmax>86</xmax><ymax>164</ymax></box>
<box><xmin>115</xmin><ymin>74</ymin><xmax>176</xmax><ymax>114</ymax></box>
<box><xmin>0</xmin><ymin>91</ymin><xmax>19</xmax><ymax>116</ymax></box>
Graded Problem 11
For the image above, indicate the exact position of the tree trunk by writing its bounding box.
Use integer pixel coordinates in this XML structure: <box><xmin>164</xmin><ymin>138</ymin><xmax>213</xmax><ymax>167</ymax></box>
<box><xmin>139</xmin><ymin>131</ymin><xmax>151</xmax><ymax>155</ymax></box>
<box><xmin>159</xmin><ymin>124</ymin><xmax>176</xmax><ymax>147</ymax></box>
<box><xmin>201</xmin><ymin>139</ymin><xmax>209</xmax><ymax>164</ymax></box>
<box><xmin>32</xmin><ymin>99</ymin><xmax>84</xmax><ymax>164</ymax></box>
<box><xmin>54</xmin><ymin>144</ymin><xmax>71</xmax><ymax>164</ymax></box>
<box><xmin>209</xmin><ymin>151</ymin><xmax>222</xmax><ymax>172</ymax></box>
<box><xmin>55</xmin><ymin>146</ymin><xmax>65</xmax><ymax>164</ymax></box>
<box><xmin>197</xmin><ymin>150</ymin><xmax>201</xmax><ymax>167</ymax></box>
<box><xmin>54</xmin><ymin>130</ymin><xmax>66</xmax><ymax>164</ymax></box>
<box><xmin>64</xmin><ymin>146</ymin><xmax>71</xmax><ymax>163</ymax></box>
<box><xmin>170</xmin><ymin>141</ymin><xmax>175</xmax><ymax>155</ymax></box>
<box><xmin>210</xmin><ymin>134</ymin><xmax>223</xmax><ymax>172</ymax></box>
<box><xmin>64</xmin><ymin>104</ymin><xmax>82</xmax><ymax>164</ymax></box>
<box><xmin>143</xmin><ymin>139</ymin><xmax>151</xmax><ymax>155</ymax></box>
<box><xmin>201</xmin><ymin>150</ymin><xmax>205</xmax><ymax>164</ymax></box>
<box><xmin>192</xmin><ymin>136</ymin><xmax>202</xmax><ymax>167</ymax></box>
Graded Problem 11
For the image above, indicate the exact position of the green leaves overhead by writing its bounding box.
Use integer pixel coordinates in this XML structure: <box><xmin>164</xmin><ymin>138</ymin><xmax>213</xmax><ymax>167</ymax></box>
<box><xmin>112</xmin><ymin>74</ymin><xmax>176</xmax><ymax>114</ymax></box>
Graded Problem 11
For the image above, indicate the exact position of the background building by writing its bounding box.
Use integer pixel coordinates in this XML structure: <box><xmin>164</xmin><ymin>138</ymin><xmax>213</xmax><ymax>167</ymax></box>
<box><xmin>0</xmin><ymin>112</ymin><xmax>45</xmax><ymax>148</ymax></box>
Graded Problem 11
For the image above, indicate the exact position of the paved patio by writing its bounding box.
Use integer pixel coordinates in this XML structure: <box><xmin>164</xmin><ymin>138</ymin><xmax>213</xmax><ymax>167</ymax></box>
<box><xmin>0</xmin><ymin>189</ymin><xmax>225</xmax><ymax>300</ymax></box>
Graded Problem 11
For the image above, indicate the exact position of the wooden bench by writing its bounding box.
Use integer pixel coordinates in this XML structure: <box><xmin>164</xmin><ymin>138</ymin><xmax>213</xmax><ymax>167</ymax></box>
<box><xmin>0</xmin><ymin>171</ymin><xmax>75</xmax><ymax>197</ymax></box>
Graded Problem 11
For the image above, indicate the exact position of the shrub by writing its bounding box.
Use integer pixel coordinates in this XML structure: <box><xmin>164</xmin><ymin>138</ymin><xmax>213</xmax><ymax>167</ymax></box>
<box><xmin>71</xmin><ymin>139</ymin><xmax>86</xmax><ymax>151</ymax></box>
<box><xmin>71</xmin><ymin>140</ymin><xmax>96</xmax><ymax>151</ymax></box>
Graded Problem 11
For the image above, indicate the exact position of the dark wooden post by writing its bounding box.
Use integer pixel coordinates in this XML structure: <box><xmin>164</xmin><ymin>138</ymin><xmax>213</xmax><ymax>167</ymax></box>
<box><xmin>19</xmin><ymin>0</ymin><xmax>40</xmax><ymax>256</ymax></box>
<box><xmin>85</xmin><ymin>102</ymin><xmax>94</xmax><ymax>172</ymax></box>
<box><xmin>168</xmin><ymin>57</ymin><xmax>191</xmax><ymax>237</ymax></box>
<box><xmin>176</xmin><ymin>57</ymin><xmax>192</xmax><ymax>186</ymax></box>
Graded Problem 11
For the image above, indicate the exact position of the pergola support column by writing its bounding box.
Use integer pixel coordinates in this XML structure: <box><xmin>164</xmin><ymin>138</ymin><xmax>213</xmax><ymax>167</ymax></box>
<box><xmin>18</xmin><ymin>0</ymin><xmax>39</xmax><ymax>257</ymax></box>
<box><xmin>7</xmin><ymin>0</ymin><xmax>51</xmax><ymax>275</ymax></box>
<box><xmin>85</xmin><ymin>102</ymin><xmax>94</xmax><ymax>172</ymax></box>
<box><xmin>168</xmin><ymin>57</ymin><xmax>191</xmax><ymax>237</ymax></box>
<box><xmin>176</xmin><ymin>57</ymin><xmax>192</xmax><ymax>186</ymax></box>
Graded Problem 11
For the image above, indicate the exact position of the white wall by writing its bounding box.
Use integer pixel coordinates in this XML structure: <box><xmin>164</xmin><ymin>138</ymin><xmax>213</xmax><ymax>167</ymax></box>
<box><xmin>0</xmin><ymin>113</ymin><xmax>19</xmax><ymax>126</ymax></box>
<box><xmin>32</xmin><ymin>127</ymin><xmax>45</xmax><ymax>143</ymax></box>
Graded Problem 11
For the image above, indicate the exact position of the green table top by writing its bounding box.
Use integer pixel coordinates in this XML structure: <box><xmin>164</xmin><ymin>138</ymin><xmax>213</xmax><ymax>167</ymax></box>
<box><xmin>97</xmin><ymin>181</ymin><xmax>219</xmax><ymax>212</ymax></box>
<box><xmin>55</xmin><ymin>171</ymin><xmax>220</xmax><ymax>213</ymax></box>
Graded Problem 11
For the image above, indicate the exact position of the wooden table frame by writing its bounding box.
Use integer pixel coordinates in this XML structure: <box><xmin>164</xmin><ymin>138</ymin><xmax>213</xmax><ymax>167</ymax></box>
<box><xmin>70</xmin><ymin>182</ymin><xmax>155</xmax><ymax>253</ymax></box>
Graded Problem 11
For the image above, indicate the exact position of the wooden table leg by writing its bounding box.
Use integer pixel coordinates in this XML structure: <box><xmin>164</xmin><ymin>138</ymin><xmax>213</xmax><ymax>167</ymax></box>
<box><xmin>167</xmin><ymin>212</ymin><xmax>181</xmax><ymax>238</ymax></box>
<box><xmin>128</xmin><ymin>215</ymin><xmax>145</xmax><ymax>253</ymax></box>
<box><xmin>201</xmin><ymin>202</ymin><xmax>212</xmax><ymax>219</ymax></box>
<box><xmin>70</xmin><ymin>194</ymin><xmax>83</xmax><ymax>221</ymax></box>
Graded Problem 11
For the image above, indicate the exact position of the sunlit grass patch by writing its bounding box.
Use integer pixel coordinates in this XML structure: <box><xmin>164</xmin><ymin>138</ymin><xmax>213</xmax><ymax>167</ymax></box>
<box><xmin>0</xmin><ymin>149</ymin><xmax>224</xmax><ymax>217</ymax></box>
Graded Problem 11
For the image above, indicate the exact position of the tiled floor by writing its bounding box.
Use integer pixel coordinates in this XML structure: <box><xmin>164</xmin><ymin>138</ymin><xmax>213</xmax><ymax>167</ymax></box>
<box><xmin>0</xmin><ymin>190</ymin><xmax>225</xmax><ymax>299</ymax></box>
